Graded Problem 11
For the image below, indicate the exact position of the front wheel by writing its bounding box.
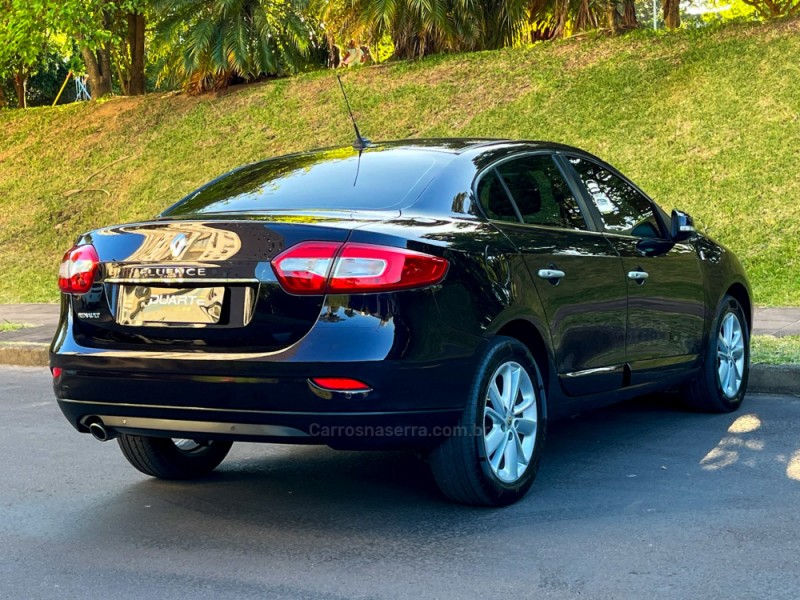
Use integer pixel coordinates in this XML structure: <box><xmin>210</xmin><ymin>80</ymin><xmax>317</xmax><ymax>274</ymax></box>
<box><xmin>117</xmin><ymin>434</ymin><xmax>233</xmax><ymax>480</ymax></box>
<box><xmin>683</xmin><ymin>294</ymin><xmax>750</xmax><ymax>413</ymax></box>
<box><xmin>429</xmin><ymin>337</ymin><xmax>547</xmax><ymax>507</ymax></box>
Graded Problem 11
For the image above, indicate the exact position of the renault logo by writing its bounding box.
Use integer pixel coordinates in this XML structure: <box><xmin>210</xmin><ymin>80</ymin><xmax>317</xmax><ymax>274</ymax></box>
<box><xmin>169</xmin><ymin>233</ymin><xmax>188</xmax><ymax>258</ymax></box>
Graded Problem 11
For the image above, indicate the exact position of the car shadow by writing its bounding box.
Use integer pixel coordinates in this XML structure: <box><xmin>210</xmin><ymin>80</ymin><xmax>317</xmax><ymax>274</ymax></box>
<box><xmin>60</xmin><ymin>392</ymin><xmax>800</xmax><ymax>552</ymax></box>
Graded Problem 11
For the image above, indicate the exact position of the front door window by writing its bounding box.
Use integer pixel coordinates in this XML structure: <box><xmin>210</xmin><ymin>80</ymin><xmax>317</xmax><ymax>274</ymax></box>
<box><xmin>567</xmin><ymin>158</ymin><xmax>664</xmax><ymax>239</ymax></box>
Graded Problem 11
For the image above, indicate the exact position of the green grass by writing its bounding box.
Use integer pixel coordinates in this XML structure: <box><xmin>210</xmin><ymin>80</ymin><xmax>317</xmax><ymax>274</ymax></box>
<box><xmin>0</xmin><ymin>323</ymin><xmax>27</xmax><ymax>332</ymax></box>
<box><xmin>752</xmin><ymin>335</ymin><xmax>800</xmax><ymax>365</ymax></box>
<box><xmin>1</xmin><ymin>18</ymin><xmax>799</xmax><ymax>303</ymax></box>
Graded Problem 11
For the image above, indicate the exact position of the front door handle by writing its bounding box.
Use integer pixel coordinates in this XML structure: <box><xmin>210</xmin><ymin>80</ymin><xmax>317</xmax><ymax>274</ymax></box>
<box><xmin>537</xmin><ymin>269</ymin><xmax>566</xmax><ymax>280</ymax></box>
<box><xmin>627</xmin><ymin>270</ymin><xmax>649</xmax><ymax>284</ymax></box>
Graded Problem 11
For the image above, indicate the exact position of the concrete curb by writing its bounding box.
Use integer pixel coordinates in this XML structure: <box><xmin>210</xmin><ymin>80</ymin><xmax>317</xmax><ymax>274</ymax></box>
<box><xmin>1</xmin><ymin>342</ymin><xmax>796</xmax><ymax>396</ymax></box>
<box><xmin>747</xmin><ymin>364</ymin><xmax>800</xmax><ymax>396</ymax></box>
<box><xmin>0</xmin><ymin>343</ymin><xmax>49</xmax><ymax>368</ymax></box>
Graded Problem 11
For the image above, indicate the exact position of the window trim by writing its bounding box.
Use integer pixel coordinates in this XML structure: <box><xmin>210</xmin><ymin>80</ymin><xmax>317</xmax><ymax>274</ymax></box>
<box><xmin>472</xmin><ymin>151</ymin><xmax>595</xmax><ymax>233</ymax></box>
<box><xmin>557</xmin><ymin>152</ymin><xmax>670</xmax><ymax>240</ymax></box>
<box><xmin>492</xmin><ymin>167</ymin><xmax>525</xmax><ymax>223</ymax></box>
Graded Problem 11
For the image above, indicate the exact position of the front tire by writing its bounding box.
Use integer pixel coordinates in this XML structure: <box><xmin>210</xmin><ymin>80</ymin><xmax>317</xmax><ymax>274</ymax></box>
<box><xmin>430</xmin><ymin>337</ymin><xmax>547</xmax><ymax>507</ymax></box>
<box><xmin>684</xmin><ymin>294</ymin><xmax>749</xmax><ymax>413</ymax></box>
<box><xmin>117</xmin><ymin>434</ymin><xmax>233</xmax><ymax>480</ymax></box>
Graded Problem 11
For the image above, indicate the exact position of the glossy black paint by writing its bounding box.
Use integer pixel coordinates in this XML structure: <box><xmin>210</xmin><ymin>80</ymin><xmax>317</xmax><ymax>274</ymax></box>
<box><xmin>51</xmin><ymin>139</ymin><xmax>752</xmax><ymax>449</ymax></box>
<box><xmin>490</xmin><ymin>223</ymin><xmax>628</xmax><ymax>395</ymax></box>
<box><xmin>607</xmin><ymin>235</ymin><xmax>706</xmax><ymax>385</ymax></box>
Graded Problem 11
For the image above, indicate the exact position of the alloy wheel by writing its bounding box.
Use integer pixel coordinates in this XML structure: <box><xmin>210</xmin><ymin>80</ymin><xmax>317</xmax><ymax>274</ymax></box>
<box><xmin>717</xmin><ymin>312</ymin><xmax>745</xmax><ymax>398</ymax></box>
<box><xmin>172</xmin><ymin>438</ymin><xmax>209</xmax><ymax>454</ymax></box>
<box><xmin>483</xmin><ymin>361</ymin><xmax>538</xmax><ymax>484</ymax></box>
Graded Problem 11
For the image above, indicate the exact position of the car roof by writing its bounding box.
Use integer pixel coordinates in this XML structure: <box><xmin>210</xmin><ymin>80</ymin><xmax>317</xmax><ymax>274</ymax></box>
<box><xmin>160</xmin><ymin>138</ymin><xmax>597</xmax><ymax>218</ymax></box>
<box><xmin>369</xmin><ymin>138</ymin><xmax>586</xmax><ymax>155</ymax></box>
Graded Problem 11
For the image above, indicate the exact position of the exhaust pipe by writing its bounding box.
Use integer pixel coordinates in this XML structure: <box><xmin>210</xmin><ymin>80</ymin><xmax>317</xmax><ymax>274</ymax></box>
<box><xmin>88</xmin><ymin>420</ymin><xmax>115</xmax><ymax>442</ymax></box>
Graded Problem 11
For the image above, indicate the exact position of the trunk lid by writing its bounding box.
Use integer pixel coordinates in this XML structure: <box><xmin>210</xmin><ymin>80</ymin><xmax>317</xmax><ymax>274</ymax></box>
<box><xmin>70</xmin><ymin>215</ymin><xmax>389</xmax><ymax>352</ymax></box>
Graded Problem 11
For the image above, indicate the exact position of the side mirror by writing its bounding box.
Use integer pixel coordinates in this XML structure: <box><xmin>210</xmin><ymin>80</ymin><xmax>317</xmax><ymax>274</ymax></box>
<box><xmin>671</xmin><ymin>210</ymin><xmax>696</xmax><ymax>242</ymax></box>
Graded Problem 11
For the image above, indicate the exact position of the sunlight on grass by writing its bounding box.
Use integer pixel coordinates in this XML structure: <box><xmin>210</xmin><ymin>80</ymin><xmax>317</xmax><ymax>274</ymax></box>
<box><xmin>751</xmin><ymin>335</ymin><xmax>800</xmax><ymax>365</ymax></box>
<box><xmin>1</xmin><ymin>18</ymin><xmax>799</xmax><ymax>303</ymax></box>
<box><xmin>0</xmin><ymin>323</ymin><xmax>29</xmax><ymax>332</ymax></box>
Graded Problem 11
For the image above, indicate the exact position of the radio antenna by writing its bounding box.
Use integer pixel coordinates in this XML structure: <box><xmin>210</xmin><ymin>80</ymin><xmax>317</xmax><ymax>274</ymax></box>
<box><xmin>336</xmin><ymin>73</ymin><xmax>370</xmax><ymax>151</ymax></box>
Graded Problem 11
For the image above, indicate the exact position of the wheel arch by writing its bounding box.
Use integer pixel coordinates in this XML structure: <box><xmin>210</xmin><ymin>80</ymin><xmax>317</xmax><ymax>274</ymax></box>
<box><xmin>725</xmin><ymin>282</ymin><xmax>752</xmax><ymax>333</ymax></box>
<box><xmin>494</xmin><ymin>319</ymin><xmax>553</xmax><ymax>417</ymax></box>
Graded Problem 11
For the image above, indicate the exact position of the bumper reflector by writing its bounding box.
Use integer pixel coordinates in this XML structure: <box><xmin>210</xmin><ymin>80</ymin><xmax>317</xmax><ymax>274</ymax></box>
<box><xmin>309</xmin><ymin>377</ymin><xmax>371</xmax><ymax>392</ymax></box>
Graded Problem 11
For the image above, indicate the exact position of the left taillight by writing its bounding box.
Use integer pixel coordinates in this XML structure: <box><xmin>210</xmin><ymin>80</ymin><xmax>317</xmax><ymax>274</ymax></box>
<box><xmin>271</xmin><ymin>241</ymin><xmax>449</xmax><ymax>295</ymax></box>
<box><xmin>58</xmin><ymin>244</ymin><xmax>100</xmax><ymax>294</ymax></box>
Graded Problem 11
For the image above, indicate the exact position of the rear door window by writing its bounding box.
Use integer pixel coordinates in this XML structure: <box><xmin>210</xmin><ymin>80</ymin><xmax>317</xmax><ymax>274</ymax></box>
<box><xmin>495</xmin><ymin>155</ymin><xmax>587</xmax><ymax>230</ymax></box>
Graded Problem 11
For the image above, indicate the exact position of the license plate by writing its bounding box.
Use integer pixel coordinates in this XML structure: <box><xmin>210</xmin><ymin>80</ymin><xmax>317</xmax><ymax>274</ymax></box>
<box><xmin>117</xmin><ymin>285</ymin><xmax>224</xmax><ymax>326</ymax></box>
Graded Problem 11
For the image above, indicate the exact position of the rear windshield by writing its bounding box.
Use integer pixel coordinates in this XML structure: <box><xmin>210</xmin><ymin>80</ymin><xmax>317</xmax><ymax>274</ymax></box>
<box><xmin>162</xmin><ymin>148</ymin><xmax>450</xmax><ymax>216</ymax></box>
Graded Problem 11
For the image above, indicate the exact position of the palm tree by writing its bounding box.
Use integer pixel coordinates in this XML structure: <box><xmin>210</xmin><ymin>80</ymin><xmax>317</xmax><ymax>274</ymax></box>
<box><xmin>348</xmin><ymin>0</ymin><xmax>532</xmax><ymax>59</ymax></box>
<box><xmin>475</xmin><ymin>0</ymin><xmax>530</xmax><ymax>49</ymax></box>
<box><xmin>152</xmin><ymin>0</ymin><xmax>318</xmax><ymax>92</ymax></box>
<box><xmin>350</xmin><ymin>0</ymin><xmax>637</xmax><ymax>59</ymax></box>
<box><xmin>347</xmin><ymin>0</ymin><xmax>453</xmax><ymax>59</ymax></box>
<box><xmin>532</xmin><ymin>0</ymin><xmax>638</xmax><ymax>41</ymax></box>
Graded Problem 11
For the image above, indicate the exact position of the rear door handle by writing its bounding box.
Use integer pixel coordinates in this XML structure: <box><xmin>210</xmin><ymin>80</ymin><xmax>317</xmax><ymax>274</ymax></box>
<box><xmin>537</xmin><ymin>269</ymin><xmax>566</xmax><ymax>280</ymax></box>
<box><xmin>627</xmin><ymin>270</ymin><xmax>649</xmax><ymax>282</ymax></box>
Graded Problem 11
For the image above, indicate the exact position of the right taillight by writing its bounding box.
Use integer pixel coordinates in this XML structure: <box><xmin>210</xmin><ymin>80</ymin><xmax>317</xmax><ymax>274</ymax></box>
<box><xmin>271</xmin><ymin>241</ymin><xmax>448</xmax><ymax>295</ymax></box>
<box><xmin>58</xmin><ymin>244</ymin><xmax>99</xmax><ymax>294</ymax></box>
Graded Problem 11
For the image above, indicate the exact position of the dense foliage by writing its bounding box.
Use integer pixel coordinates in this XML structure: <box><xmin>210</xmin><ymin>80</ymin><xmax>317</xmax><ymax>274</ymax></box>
<box><xmin>2</xmin><ymin>17</ymin><xmax>799</xmax><ymax>305</ymax></box>
<box><xmin>0</xmin><ymin>0</ymin><xmax>788</xmax><ymax>107</ymax></box>
<box><xmin>151</xmin><ymin>0</ymin><xmax>317</xmax><ymax>93</ymax></box>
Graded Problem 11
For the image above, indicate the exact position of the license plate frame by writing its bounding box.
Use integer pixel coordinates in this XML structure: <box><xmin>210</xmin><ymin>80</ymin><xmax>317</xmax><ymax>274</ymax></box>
<box><xmin>116</xmin><ymin>285</ymin><xmax>225</xmax><ymax>327</ymax></box>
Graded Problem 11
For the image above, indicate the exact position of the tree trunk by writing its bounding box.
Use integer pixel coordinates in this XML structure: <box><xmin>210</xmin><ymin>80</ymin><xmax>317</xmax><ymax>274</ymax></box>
<box><xmin>81</xmin><ymin>46</ymin><xmax>113</xmax><ymax>98</ymax></box>
<box><xmin>576</xmin><ymin>0</ymin><xmax>599</xmax><ymax>31</ymax></box>
<box><xmin>623</xmin><ymin>0</ymin><xmax>639</xmax><ymax>28</ymax></box>
<box><xmin>12</xmin><ymin>69</ymin><xmax>26</xmax><ymax>109</ymax></box>
<box><xmin>606</xmin><ymin>0</ymin><xmax>620</xmax><ymax>33</ymax></box>
<box><xmin>100</xmin><ymin>40</ymin><xmax>113</xmax><ymax>90</ymax></box>
<box><xmin>549</xmin><ymin>0</ymin><xmax>570</xmax><ymax>39</ymax></box>
<box><xmin>127</xmin><ymin>11</ymin><xmax>146</xmax><ymax>95</ymax></box>
<box><xmin>394</xmin><ymin>33</ymin><xmax>439</xmax><ymax>59</ymax></box>
<box><xmin>663</xmin><ymin>0</ymin><xmax>681</xmax><ymax>29</ymax></box>
<box><xmin>117</xmin><ymin>63</ymin><xmax>130</xmax><ymax>96</ymax></box>
<box><xmin>0</xmin><ymin>84</ymin><xmax>6</xmax><ymax>109</ymax></box>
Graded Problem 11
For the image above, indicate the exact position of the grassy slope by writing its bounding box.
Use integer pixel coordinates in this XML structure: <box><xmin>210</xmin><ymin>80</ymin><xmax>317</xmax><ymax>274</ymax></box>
<box><xmin>1</xmin><ymin>18</ymin><xmax>798</xmax><ymax>304</ymax></box>
<box><xmin>752</xmin><ymin>335</ymin><xmax>800</xmax><ymax>364</ymax></box>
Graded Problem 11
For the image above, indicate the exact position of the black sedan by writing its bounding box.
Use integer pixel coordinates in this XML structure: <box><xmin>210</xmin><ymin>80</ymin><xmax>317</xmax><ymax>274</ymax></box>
<box><xmin>52</xmin><ymin>139</ymin><xmax>751</xmax><ymax>506</ymax></box>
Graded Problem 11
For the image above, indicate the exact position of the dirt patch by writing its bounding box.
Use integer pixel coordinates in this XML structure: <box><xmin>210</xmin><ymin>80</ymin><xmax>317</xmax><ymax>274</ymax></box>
<box><xmin>84</xmin><ymin>96</ymin><xmax>142</xmax><ymax>132</ymax></box>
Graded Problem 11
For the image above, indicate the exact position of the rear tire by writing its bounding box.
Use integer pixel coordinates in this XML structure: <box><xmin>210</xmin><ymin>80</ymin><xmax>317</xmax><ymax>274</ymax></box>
<box><xmin>117</xmin><ymin>434</ymin><xmax>232</xmax><ymax>480</ymax></box>
<box><xmin>683</xmin><ymin>294</ymin><xmax>749</xmax><ymax>413</ymax></box>
<box><xmin>430</xmin><ymin>337</ymin><xmax>547</xmax><ymax>507</ymax></box>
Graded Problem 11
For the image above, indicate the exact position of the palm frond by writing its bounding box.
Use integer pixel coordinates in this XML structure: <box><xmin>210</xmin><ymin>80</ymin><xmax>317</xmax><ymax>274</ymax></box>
<box><xmin>153</xmin><ymin>0</ymin><xmax>318</xmax><ymax>91</ymax></box>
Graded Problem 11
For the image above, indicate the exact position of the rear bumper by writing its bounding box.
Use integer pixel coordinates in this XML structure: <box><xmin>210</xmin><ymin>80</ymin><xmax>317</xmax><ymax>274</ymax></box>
<box><xmin>53</xmin><ymin>360</ymin><xmax>469</xmax><ymax>449</ymax></box>
<box><xmin>51</xmin><ymin>284</ymin><xmax>488</xmax><ymax>448</ymax></box>
<box><xmin>56</xmin><ymin>398</ymin><xmax>463</xmax><ymax>449</ymax></box>
<box><xmin>52</xmin><ymin>330</ymin><xmax>484</xmax><ymax>450</ymax></box>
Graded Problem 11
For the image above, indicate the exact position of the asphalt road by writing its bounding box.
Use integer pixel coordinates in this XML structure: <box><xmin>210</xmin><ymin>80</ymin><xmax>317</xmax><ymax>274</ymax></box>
<box><xmin>2</xmin><ymin>366</ymin><xmax>799</xmax><ymax>600</ymax></box>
